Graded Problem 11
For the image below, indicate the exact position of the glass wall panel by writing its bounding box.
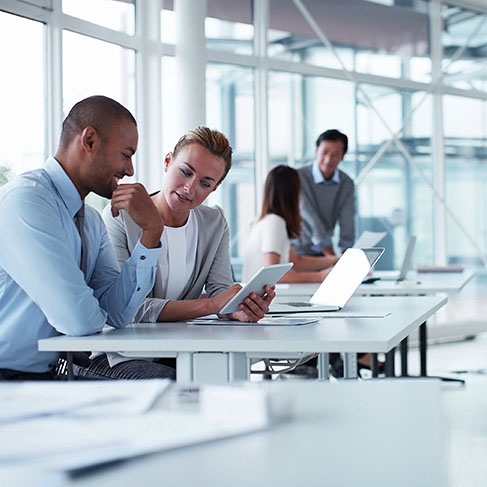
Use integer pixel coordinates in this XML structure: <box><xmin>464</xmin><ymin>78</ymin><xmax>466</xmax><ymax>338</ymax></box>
<box><xmin>161</xmin><ymin>56</ymin><xmax>179</xmax><ymax>157</ymax></box>
<box><xmin>206</xmin><ymin>63</ymin><xmax>255</xmax><ymax>274</ymax></box>
<box><xmin>63</xmin><ymin>31</ymin><xmax>136</xmax><ymax>210</ymax></box>
<box><xmin>444</xmin><ymin>95</ymin><xmax>487</xmax><ymax>268</ymax></box>
<box><xmin>161</xmin><ymin>0</ymin><xmax>176</xmax><ymax>44</ymax></box>
<box><xmin>442</xmin><ymin>4</ymin><xmax>487</xmax><ymax>92</ymax></box>
<box><xmin>268</xmin><ymin>71</ymin><xmax>355</xmax><ymax>167</ymax></box>
<box><xmin>206</xmin><ymin>0</ymin><xmax>253</xmax><ymax>55</ymax></box>
<box><xmin>268</xmin><ymin>0</ymin><xmax>431</xmax><ymax>82</ymax></box>
<box><xmin>0</xmin><ymin>12</ymin><xmax>44</xmax><ymax>185</ymax></box>
<box><xmin>63</xmin><ymin>0</ymin><xmax>135</xmax><ymax>35</ymax></box>
<box><xmin>161</xmin><ymin>0</ymin><xmax>254</xmax><ymax>54</ymax></box>
<box><xmin>356</xmin><ymin>85</ymin><xmax>433</xmax><ymax>268</ymax></box>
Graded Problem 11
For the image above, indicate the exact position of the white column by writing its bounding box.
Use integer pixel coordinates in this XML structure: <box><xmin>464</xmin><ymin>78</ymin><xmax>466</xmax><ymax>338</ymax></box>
<box><xmin>254</xmin><ymin>0</ymin><xmax>270</xmax><ymax>210</ymax></box>
<box><xmin>174</xmin><ymin>0</ymin><xmax>207</xmax><ymax>133</ymax></box>
<box><xmin>136</xmin><ymin>0</ymin><xmax>163</xmax><ymax>192</ymax></box>
<box><xmin>430</xmin><ymin>0</ymin><xmax>447</xmax><ymax>266</ymax></box>
<box><xmin>45</xmin><ymin>0</ymin><xmax>64</xmax><ymax>156</ymax></box>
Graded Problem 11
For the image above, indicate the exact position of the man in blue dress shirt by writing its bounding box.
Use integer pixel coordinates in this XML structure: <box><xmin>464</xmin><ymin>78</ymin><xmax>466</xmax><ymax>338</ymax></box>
<box><xmin>0</xmin><ymin>96</ymin><xmax>170</xmax><ymax>380</ymax></box>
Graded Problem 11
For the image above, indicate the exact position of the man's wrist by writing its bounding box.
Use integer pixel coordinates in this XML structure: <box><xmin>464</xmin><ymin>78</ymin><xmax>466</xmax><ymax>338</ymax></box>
<box><xmin>140</xmin><ymin>227</ymin><xmax>163</xmax><ymax>248</ymax></box>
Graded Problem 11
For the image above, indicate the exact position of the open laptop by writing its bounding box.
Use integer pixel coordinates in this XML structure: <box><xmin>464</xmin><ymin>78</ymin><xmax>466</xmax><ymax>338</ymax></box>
<box><xmin>378</xmin><ymin>236</ymin><xmax>416</xmax><ymax>282</ymax></box>
<box><xmin>268</xmin><ymin>247</ymin><xmax>384</xmax><ymax>314</ymax></box>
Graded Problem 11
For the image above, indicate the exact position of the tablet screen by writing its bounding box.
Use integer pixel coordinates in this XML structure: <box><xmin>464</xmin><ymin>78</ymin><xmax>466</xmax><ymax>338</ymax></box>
<box><xmin>219</xmin><ymin>262</ymin><xmax>293</xmax><ymax>314</ymax></box>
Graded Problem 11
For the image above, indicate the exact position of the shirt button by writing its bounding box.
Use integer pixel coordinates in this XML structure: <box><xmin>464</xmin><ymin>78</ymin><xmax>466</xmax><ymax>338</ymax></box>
<box><xmin>48</xmin><ymin>363</ymin><xmax>54</xmax><ymax>368</ymax></box>
<box><xmin>136</xmin><ymin>287</ymin><xmax>141</xmax><ymax>292</ymax></box>
<box><xmin>140</xmin><ymin>255</ymin><xmax>146</xmax><ymax>260</ymax></box>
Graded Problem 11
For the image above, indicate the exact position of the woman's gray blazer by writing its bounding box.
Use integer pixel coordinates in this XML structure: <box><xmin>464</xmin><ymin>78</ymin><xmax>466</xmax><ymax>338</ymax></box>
<box><xmin>102</xmin><ymin>203</ymin><xmax>234</xmax><ymax>322</ymax></box>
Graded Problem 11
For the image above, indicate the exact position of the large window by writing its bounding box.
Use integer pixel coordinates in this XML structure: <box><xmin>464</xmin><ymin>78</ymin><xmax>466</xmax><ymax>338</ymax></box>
<box><xmin>161</xmin><ymin>0</ymin><xmax>254</xmax><ymax>54</ymax></box>
<box><xmin>268</xmin><ymin>72</ymin><xmax>355</xmax><ymax>167</ymax></box>
<box><xmin>63</xmin><ymin>0</ymin><xmax>135</xmax><ymax>35</ymax></box>
<box><xmin>268</xmin><ymin>0</ymin><xmax>431</xmax><ymax>82</ymax></box>
<box><xmin>206</xmin><ymin>63</ymin><xmax>255</xmax><ymax>267</ymax></box>
<box><xmin>442</xmin><ymin>4</ymin><xmax>486</xmax><ymax>92</ymax></box>
<box><xmin>1</xmin><ymin>0</ymin><xmax>486</xmax><ymax>273</ymax></box>
<box><xmin>0</xmin><ymin>11</ymin><xmax>44</xmax><ymax>184</ymax></box>
<box><xmin>355</xmin><ymin>85</ymin><xmax>434</xmax><ymax>268</ymax></box>
<box><xmin>63</xmin><ymin>31</ymin><xmax>136</xmax><ymax>211</ymax></box>
<box><xmin>444</xmin><ymin>95</ymin><xmax>487</xmax><ymax>266</ymax></box>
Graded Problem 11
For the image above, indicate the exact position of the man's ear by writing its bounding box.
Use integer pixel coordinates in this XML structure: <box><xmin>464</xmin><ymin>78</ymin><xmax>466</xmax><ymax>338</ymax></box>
<box><xmin>80</xmin><ymin>126</ymin><xmax>97</xmax><ymax>154</ymax></box>
<box><xmin>164</xmin><ymin>153</ymin><xmax>172</xmax><ymax>172</ymax></box>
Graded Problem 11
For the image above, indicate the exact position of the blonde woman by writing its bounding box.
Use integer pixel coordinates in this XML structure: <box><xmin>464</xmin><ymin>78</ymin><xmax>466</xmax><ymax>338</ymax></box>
<box><xmin>77</xmin><ymin>127</ymin><xmax>274</xmax><ymax>380</ymax></box>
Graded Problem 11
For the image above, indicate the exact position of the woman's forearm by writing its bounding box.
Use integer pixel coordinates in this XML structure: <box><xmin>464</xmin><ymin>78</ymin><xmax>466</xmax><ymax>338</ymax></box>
<box><xmin>290</xmin><ymin>249</ymin><xmax>338</xmax><ymax>271</ymax></box>
<box><xmin>157</xmin><ymin>298</ymin><xmax>216</xmax><ymax>321</ymax></box>
<box><xmin>278</xmin><ymin>267</ymin><xmax>331</xmax><ymax>283</ymax></box>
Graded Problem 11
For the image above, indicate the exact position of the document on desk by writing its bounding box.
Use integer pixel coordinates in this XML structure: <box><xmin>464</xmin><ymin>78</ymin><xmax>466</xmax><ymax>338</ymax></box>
<box><xmin>269</xmin><ymin>311</ymin><xmax>391</xmax><ymax>318</ymax></box>
<box><xmin>0</xmin><ymin>381</ymin><xmax>292</xmax><ymax>473</ymax></box>
<box><xmin>0</xmin><ymin>379</ymin><xmax>171</xmax><ymax>423</ymax></box>
<box><xmin>188</xmin><ymin>316</ymin><xmax>321</xmax><ymax>326</ymax></box>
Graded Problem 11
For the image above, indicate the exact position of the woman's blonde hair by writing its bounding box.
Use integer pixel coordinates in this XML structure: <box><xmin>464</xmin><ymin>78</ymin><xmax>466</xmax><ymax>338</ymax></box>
<box><xmin>172</xmin><ymin>126</ymin><xmax>233</xmax><ymax>184</ymax></box>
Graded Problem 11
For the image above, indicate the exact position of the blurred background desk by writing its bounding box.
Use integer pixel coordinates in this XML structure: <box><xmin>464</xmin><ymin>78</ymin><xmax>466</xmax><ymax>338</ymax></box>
<box><xmin>67</xmin><ymin>379</ymin><xmax>446</xmax><ymax>487</ymax></box>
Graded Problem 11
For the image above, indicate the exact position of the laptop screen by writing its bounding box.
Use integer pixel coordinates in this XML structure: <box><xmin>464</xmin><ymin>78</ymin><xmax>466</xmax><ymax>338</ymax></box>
<box><xmin>397</xmin><ymin>235</ymin><xmax>416</xmax><ymax>280</ymax></box>
<box><xmin>310</xmin><ymin>248</ymin><xmax>384</xmax><ymax>308</ymax></box>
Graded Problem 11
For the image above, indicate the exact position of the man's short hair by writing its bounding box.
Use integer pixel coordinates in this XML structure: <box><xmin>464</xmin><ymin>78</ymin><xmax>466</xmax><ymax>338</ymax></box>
<box><xmin>59</xmin><ymin>95</ymin><xmax>137</xmax><ymax>148</ymax></box>
<box><xmin>172</xmin><ymin>126</ymin><xmax>233</xmax><ymax>184</ymax></box>
<box><xmin>315</xmin><ymin>129</ymin><xmax>348</xmax><ymax>156</ymax></box>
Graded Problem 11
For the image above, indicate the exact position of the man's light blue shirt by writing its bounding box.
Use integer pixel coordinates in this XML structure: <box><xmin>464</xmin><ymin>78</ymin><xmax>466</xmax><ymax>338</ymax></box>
<box><xmin>0</xmin><ymin>157</ymin><xmax>161</xmax><ymax>372</ymax></box>
<box><xmin>311</xmin><ymin>159</ymin><xmax>340</xmax><ymax>185</ymax></box>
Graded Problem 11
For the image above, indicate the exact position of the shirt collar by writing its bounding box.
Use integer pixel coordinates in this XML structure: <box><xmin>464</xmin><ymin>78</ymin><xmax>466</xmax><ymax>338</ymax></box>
<box><xmin>44</xmin><ymin>156</ymin><xmax>83</xmax><ymax>218</ymax></box>
<box><xmin>312</xmin><ymin>159</ymin><xmax>340</xmax><ymax>185</ymax></box>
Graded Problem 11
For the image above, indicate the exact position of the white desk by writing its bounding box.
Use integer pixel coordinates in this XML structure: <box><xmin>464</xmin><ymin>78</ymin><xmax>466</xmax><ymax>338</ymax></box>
<box><xmin>275</xmin><ymin>269</ymin><xmax>475</xmax><ymax>297</ymax></box>
<box><xmin>39</xmin><ymin>295</ymin><xmax>447</xmax><ymax>383</ymax></box>
<box><xmin>276</xmin><ymin>270</ymin><xmax>474</xmax><ymax>379</ymax></box>
<box><xmin>68</xmin><ymin>380</ymin><xmax>446</xmax><ymax>487</ymax></box>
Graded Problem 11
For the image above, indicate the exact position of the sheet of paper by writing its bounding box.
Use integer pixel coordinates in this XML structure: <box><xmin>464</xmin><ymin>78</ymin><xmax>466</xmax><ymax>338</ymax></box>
<box><xmin>268</xmin><ymin>312</ymin><xmax>391</xmax><ymax>318</ymax></box>
<box><xmin>0</xmin><ymin>383</ymin><xmax>290</xmax><ymax>473</ymax></box>
<box><xmin>0</xmin><ymin>379</ymin><xmax>171</xmax><ymax>423</ymax></box>
<box><xmin>188</xmin><ymin>317</ymin><xmax>320</xmax><ymax>326</ymax></box>
<box><xmin>353</xmin><ymin>231</ymin><xmax>387</xmax><ymax>248</ymax></box>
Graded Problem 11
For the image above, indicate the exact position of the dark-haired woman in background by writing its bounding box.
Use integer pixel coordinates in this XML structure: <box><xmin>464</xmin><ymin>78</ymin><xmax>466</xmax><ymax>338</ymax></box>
<box><xmin>243</xmin><ymin>165</ymin><xmax>338</xmax><ymax>283</ymax></box>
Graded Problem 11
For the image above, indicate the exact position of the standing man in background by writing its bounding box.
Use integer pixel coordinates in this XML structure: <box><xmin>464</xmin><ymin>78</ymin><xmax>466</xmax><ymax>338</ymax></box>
<box><xmin>292</xmin><ymin>129</ymin><xmax>355</xmax><ymax>257</ymax></box>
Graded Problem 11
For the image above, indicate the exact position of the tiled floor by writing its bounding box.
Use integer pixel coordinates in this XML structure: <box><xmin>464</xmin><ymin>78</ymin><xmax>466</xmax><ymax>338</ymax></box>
<box><xmin>399</xmin><ymin>273</ymin><xmax>487</xmax><ymax>487</ymax></box>
<box><xmin>417</xmin><ymin>333</ymin><xmax>487</xmax><ymax>487</ymax></box>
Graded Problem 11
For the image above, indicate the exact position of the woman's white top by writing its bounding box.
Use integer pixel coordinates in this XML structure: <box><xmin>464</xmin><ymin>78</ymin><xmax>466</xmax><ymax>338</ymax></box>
<box><xmin>155</xmin><ymin>210</ymin><xmax>197</xmax><ymax>301</ymax></box>
<box><xmin>107</xmin><ymin>211</ymin><xmax>197</xmax><ymax>367</ymax></box>
<box><xmin>242</xmin><ymin>213</ymin><xmax>290</xmax><ymax>282</ymax></box>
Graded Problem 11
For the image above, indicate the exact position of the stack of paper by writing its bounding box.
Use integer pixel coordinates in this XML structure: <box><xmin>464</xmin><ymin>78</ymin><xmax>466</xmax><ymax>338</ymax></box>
<box><xmin>0</xmin><ymin>380</ymin><xmax>292</xmax><ymax>476</ymax></box>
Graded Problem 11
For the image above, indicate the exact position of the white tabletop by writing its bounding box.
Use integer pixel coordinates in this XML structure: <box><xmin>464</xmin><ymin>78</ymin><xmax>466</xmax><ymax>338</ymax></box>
<box><xmin>69</xmin><ymin>379</ymin><xmax>446</xmax><ymax>487</ymax></box>
<box><xmin>39</xmin><ymin>295</ymin><xmax>446</xmax><ymax>355</ymax></box>
<box><xmin>275</xmin><ymin>269</ymin><xmax>475</xmax><ymax>297</ymax></box>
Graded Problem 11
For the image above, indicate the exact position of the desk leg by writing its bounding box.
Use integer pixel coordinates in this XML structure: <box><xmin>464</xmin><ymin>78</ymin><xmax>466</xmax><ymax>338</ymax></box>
<box><xmin>343</xmin><ymin>353</ymin><xmax>358</xmax><ymax>379</ymax></box>
<box><xmin>371</xmin><ymin>353</ymin><xmax>379</xmax><ymax>378</ymax></box>
<box><xmin>176</xmin><ymin>352</ymin><xmax>193</xmax><ymax>383</ymax></box>
<box><xmin>67</xmin><ymin>352</ymin><xmax>74</xmax><ymax>381</ymax></box>
<box><xmin>400</xmin><ymin>337</ymin><xmax>409</xmax><ymax>377</ymax></box>
<box><xmin>229</xmin><ymin>353</ymin><xmax>250</xmax><ymax>382</ymax></box>
<box><xmin>317</xmin><ymin>353</ymin><xmax>329</xmax><ymax>381</ymax></box>
<box><xmin>419</xmin><ymin>322</ymin><xmax>427</xmax><ymax>376</ymax></box>
<box><xmin>385</xmin><ymin>347</ymin><xmax>395</xmax><ymax>377</ymax></box>
<box><xmin>176</xmin><ymin>352</ymin><xmax>248</xmax><ymax>384</ymax></box>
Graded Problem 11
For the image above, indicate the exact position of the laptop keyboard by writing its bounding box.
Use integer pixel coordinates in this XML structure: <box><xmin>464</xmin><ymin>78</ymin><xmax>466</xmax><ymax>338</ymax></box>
<box><xmin>282</xmin><ymin>302</ymin><xmax>314</xmax><ymax>307</ymax></box>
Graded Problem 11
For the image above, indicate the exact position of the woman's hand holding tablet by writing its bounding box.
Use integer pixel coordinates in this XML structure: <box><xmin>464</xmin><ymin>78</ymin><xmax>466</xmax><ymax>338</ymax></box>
<box><xmin>219</xmin><ymin>263</ymin><xmax>293</xmax><ymax>315</ymax></box>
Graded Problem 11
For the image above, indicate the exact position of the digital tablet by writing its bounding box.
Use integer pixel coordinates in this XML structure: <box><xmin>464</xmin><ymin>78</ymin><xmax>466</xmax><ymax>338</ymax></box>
<box><xmin>219</xmin><ymin>263</ymin><xmax>294</xmax><ymax>314</ymax></box>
